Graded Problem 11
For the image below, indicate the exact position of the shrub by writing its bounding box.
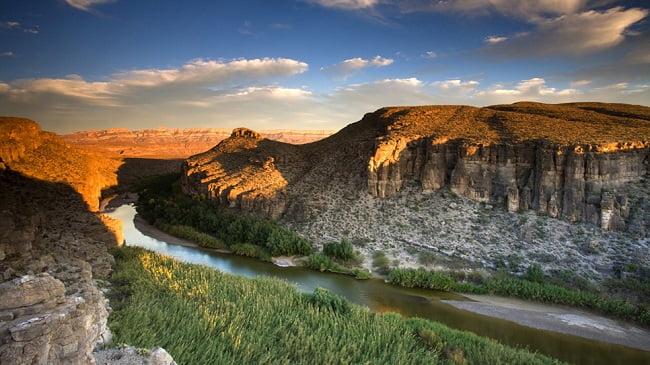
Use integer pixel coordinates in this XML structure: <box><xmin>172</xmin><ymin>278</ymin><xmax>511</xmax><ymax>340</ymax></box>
<box><xmin>524</xmin><ymin>263</ymin><xmax>545</xmax><ymax>283</ymax></box>
<box><xmin>306</xmin><ymin>287</ymin><xmax>351</xmax><ymax>314</ymax></box>
<box><xmin>306</xmin><ymin>254</ymin><xmax>335</xmax><ymax>272</ymax></box>
<box><xmin>323</xmin><ymin>238</ymin><xmax>354</xmax><ymax>261</ymax></box>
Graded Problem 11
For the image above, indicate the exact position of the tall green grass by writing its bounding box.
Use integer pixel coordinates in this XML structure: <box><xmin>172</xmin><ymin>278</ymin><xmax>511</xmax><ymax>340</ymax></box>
<box><xmin>108</xmin><ymin>247</ymin><xmax>563</xmax><ymax>365</ymax></box>
<box><xmin>386</xmin><ymin>267</ymin><xmax>650</xmax><ymax>326</ymax></box>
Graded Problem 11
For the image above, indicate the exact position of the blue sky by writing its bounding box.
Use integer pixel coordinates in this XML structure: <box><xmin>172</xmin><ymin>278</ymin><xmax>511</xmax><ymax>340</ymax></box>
<box><xmin>1</xmin><ymin>0</ymin><xmax>648</xmax><ymax>133</ymax></box>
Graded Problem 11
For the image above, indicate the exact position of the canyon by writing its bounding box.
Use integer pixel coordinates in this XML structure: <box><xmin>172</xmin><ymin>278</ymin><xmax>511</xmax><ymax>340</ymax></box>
<box><xmin>62</xmin><ymin>127</ymin><xmax>335</xmax><ymax>159</ymax></box>
<box><xmin>181</xmin><ymin>102</ymin><xmax>650</xmax><ymax>279</ymax></box>
<box><xmin>182</xmin><ymin>102</ymin><xmax>650</xmax><ymax>231</ymax></box>
<box><xmin>1</xmin><ymin>102</ymin><xmax>649</xmax><ymax>363</ymax></box>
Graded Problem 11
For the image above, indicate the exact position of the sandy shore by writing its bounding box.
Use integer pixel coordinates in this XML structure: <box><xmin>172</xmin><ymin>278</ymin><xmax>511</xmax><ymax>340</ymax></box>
<box><xmin>444</xmin><ymin>294</ymin><xmax>650</xmax><ymax>352</ymax></box>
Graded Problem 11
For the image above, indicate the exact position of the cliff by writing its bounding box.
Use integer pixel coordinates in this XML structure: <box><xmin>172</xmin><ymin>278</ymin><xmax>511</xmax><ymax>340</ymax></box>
<box><xmin>0</xmin><ymin>168</ymin><xmax>118</xmax><ymax>364</ymax></box>
<box><xmin>0</xmin><ymin>117</ymin><xmax>120</xmax><ymax>211</ymax></box>
<box><xmin>0</xmin><ymin>118</ymin><xmax>125</xmax><ymax>364</ymax></box>
<box><xmin>62</xmin><ymin>126</ymin><xmax>335</xmax><ymax>159</ymax></box>
<box><xmin>181</xmin><ymin>102</ymin><xmax>650</xmax><ymax>231</ymax></box>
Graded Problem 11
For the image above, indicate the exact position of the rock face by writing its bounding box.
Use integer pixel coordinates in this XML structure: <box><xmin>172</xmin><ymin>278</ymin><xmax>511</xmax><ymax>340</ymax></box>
<box><xmin>0</xmin><ymin>119</ymin><xmax>126</xmax><ymax>364</ymax></box>
<box><xmin>0</xmin><ymin>117</ymin><xmax>120</xmax><ymax>211</ymax></box>
<box><xmin>63</xmin><ymin>126</ymin><xmax>335</xmax><ymax>159</ymax></box>
<box><xmin>0</xmin><ymin>168</ymin><xmax>119</xmax><ymax>364</ymax></box>
<box><xmin>182</xmin><ymin>102</ymin><xmax>650</xmax><ymax>230</ymax></box>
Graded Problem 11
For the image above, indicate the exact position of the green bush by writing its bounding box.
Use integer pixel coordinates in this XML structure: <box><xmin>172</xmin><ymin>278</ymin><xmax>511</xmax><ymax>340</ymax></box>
<box><xmin>323</xmin><ymin>238</ymin><xmax>355</xmax><ymax>261</ymax></box>
<box><xmin>372</xmin><ymin>250</ymin><xmax>390</xmax><ymax>275</ymax></box>
<box><xmin>306</xmin><ymin>254</ymin><xmax>336</xmax><ymax>272</ymax></box>
<box><xmin>388</xmin><ymin>268</ymin><xmax>455</xmax><ymax>291</ymax></box>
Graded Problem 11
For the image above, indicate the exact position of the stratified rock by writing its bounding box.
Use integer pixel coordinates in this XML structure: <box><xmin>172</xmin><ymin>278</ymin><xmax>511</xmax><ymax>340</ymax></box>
<box><xmin>0</xmin><ymin>117</ymin><xmax>120</xmax><ymax>211</ymax></box>
<box><xmin>62</xmin><ymin>126</ymin><xmax>335</xmax><ymax>159</ymax></box>
<box><xmin>182</xmin><ymin>102</ymin><xmax>650</xmax><ymax>230</ymax></box>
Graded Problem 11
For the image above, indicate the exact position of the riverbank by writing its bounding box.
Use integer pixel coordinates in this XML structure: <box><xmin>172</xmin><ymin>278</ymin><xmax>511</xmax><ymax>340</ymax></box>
<box><xmin>127</xmin><ymin>206</ymin><xmax>650</xmax><ymax>353</ymax></box>
<box><xmin>445</xmin><ymin>295</ymin><xmax>650</xmax><ymax>352</ymax></box>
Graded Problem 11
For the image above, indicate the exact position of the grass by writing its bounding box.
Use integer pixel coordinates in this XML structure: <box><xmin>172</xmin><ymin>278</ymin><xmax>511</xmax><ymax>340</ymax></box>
<box><xmin>386</xmin><ymin>267</ymin><xmax>650</xmax><ymax>327</ymax></box>
<box><xmin>108</xmin><ymin>246</ymin><xmax>564</xmax><ymax>365</ymax></box>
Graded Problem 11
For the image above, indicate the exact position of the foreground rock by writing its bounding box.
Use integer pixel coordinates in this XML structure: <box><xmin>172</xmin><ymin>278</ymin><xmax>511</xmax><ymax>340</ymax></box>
<box><xmin>94</xmin><ymin>346</ymin><xmax>176</xmax><ymax>365</ymax></box>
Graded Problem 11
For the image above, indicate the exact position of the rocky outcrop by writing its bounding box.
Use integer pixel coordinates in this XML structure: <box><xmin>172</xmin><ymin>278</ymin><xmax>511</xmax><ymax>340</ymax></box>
<box><xmin>182</xmin><ymin>102</ymin><xmax>650</xmax><ymax>231</ymax></box>
<box><xmin>63</xmin><ymin>126</ymin><xmax>335</xmax><ymax>159</ymax></box>
<box><xmin>0</xmin><ymin>117</ymin><xmax>120</xmax><ymax>211</ymax></box>
<box><xmin>94</xmin><ymin>346</ymin><xmax>176</xmax><ymax>365</ymax></box>
<box><xmin>0</xmin><ymin>115</ymin><xmax>129</xmax><ymax>365</ymax></box>
<box><xmin>368</xmin><ymin>139</ymin><xmax>649</xmax><ymax>227</ymax></box>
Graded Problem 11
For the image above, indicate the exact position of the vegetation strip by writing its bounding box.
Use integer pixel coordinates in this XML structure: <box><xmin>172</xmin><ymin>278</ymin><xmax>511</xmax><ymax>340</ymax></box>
<box><xmin>108</xmin><ymin>247</ymin><xmax>563</xmax><ymax>364</ymax></box>
<box><xmin>387</xmin><ymin>267</ymin><xmax>650</xmax><ymax>326</ymax></box>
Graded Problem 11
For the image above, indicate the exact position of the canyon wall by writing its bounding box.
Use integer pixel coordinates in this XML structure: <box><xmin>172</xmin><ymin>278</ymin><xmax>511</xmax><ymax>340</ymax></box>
<box><xmin>368</xmin><ymin>139</ymin><xmax>649</xmax><ymax>230</ymax></box>
<box><xmin>0</xmin><ymin>117</ymin><xmax>122</xmax><ymax>364</ymax></box>
<box><xmin>181</xmin><ymin>103</ymin><xmax>650</xmax><ymax>231</ymax></box>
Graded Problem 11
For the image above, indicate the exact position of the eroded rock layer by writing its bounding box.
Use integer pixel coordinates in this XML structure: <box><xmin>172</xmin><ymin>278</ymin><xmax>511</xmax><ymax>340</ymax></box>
<box><xmin>0</xmin><ymin>117</ymin><xmax>120</xmax><ymax>211</ymax></box>
<box><xmin>182</xmin><ymin>102</ymin><xmax>650</xmax><ymax>230</ymax></box>
<box><xmin>1</xmin><ymin>118</ymin><xmax>123</xmax><ymax>364</ymax></box>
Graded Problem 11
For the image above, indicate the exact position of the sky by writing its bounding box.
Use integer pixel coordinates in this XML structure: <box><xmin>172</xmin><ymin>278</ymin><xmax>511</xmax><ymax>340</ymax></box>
<box><xmin>0</xmin><ymin>0</ymin><xmax>649</xmax><ymax>133</ymax></box>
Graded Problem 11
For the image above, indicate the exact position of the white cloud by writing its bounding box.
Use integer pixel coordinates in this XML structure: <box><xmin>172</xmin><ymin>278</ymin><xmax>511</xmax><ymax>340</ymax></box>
<box><xmin>433</xmin><ymin>79</ymin><xmax>480</xmax><ymax>94</ymax></box>
<box><xmin>483</xmin><ymin>7</ymin><xmax>648</xmax><ymax>58</ymax></box>
<box><xmin>399</xmin><ymin>0</ymin><xmax>588</xmax><ymax>21</ymax></box>
<box><xmin>484</xmin><ymin>35</ymin><xmax>507</xmax><ymax>44</ymax></box>
<box><xmin>570</xmin><ymin>79</ymin><xmax>591</xmax><ymax>87</ymax></box>
<box><xmin>475</xmin><ymin>77</ymin><xmax>578</xmax><ymax>103</ymax></box>
<box><xmin>65</xmin><ymin>0</ymin><xmax>115</xmax><ymax>12</ymax></box>
<box><xmin>322</xmin><ymin>56</ymin><xmax>394</xmax><ymax>80</ymax></box>
<box><xmin>1</xmin><ymin>51</ymin><xmax>14</xmax><ymax>57</ymax></box>
<box><xmin>422</xmin><ymin>51</ymin><xmax>437</xmax><ymax>59</ymax></box>
<box><xmin>0</xmin><ymin>21</ymin><xmax>38</xmax><ymax>34</ymax></box>
<box><xmin>0</xmin><ymin>21</ymin><xmax>20</xmax><ymax>29</ymax></box>
<box><xmin>0</xmin><ymin>57</ymin><xmax>310</xmax><ymax>132</ymax></box>
<box><xmin>307</xmin><ymin>0</ymin><xmax>378</xmax><ymax>9</ymax></box>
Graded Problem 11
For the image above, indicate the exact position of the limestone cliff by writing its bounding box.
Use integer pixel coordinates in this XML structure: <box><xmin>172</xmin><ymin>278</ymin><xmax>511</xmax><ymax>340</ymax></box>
<box><xmin>0</xmin><ymin>117</ymin><xmax>121</xmax><ymax>211</ymax></box>
<box><xmin>181</xmin><ymin>102</ymin><xmax>650</xmax><ymax>231</ymax></box>
<box><xmin>0</xmin><ymin>169</ymin><xmax>118</xmax><ymax>364</ymax></box>
<box><xmin>0</xmin><ymin>118</ymin><xmax>125</xmax><ymax>364</ymax></box>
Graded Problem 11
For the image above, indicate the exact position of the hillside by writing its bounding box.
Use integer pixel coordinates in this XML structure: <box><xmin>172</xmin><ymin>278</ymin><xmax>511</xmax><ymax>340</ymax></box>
<box><xmin>62</xmin><ymin>127</ymin><xmax>335</xmax><ymax>159</ymax></box>
<box><xmin>0</xmin><ymin>117</ymin><xmax>121</xmax><ymax>211</ymax></box>
<box><xmin>181</xmin><ymin>102</ymin><xmax>650</xmax><ymax>281</ymax></box>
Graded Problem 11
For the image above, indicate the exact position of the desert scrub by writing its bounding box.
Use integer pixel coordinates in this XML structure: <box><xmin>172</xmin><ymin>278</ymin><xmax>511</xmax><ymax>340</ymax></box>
<box><xmin>108</xmin><ymin>247</ymin><xmax>563</xmax><ymax>365</ymax></box>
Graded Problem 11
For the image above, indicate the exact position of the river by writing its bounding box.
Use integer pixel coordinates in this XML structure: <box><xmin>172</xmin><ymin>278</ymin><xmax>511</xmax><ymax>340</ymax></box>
<box><xmin>107</xmin><ymin>204</ymin><xmax>650</xmax><ymax>365</ymax></box>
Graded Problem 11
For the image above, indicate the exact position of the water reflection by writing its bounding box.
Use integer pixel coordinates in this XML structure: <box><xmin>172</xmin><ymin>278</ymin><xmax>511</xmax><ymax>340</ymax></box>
<box><xmin>107</xmin><ymin>204</ymin><xmax>650</xmax><ymax>365</ymax></box>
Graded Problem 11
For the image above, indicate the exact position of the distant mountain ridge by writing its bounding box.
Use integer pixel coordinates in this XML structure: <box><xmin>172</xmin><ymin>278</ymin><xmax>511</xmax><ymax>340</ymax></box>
<box><xmin>62</xmin><ymin>127</ymin><xmax>336</xmax><ymax>158</ymax></box>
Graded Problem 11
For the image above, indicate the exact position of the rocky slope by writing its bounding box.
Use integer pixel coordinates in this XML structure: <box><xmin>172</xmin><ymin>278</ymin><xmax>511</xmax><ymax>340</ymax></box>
<box><xmin>1</xmin><ymin>117</ymin><xmax>121</xmax><ymax>211</ymax></box>
<box><xmin>63</xmin><ymin>127</ymin><xmax>335</xmax><ymax>159</ymax></box>
<box><xmin>181</xmin><ymin>102</ymin><xmax>650</xmax><ymax>279</ymax></box>
<box><xmin>0</xmin><ymin>118</ymin><xmax>173</xmax><ymax>364</ymax></box>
